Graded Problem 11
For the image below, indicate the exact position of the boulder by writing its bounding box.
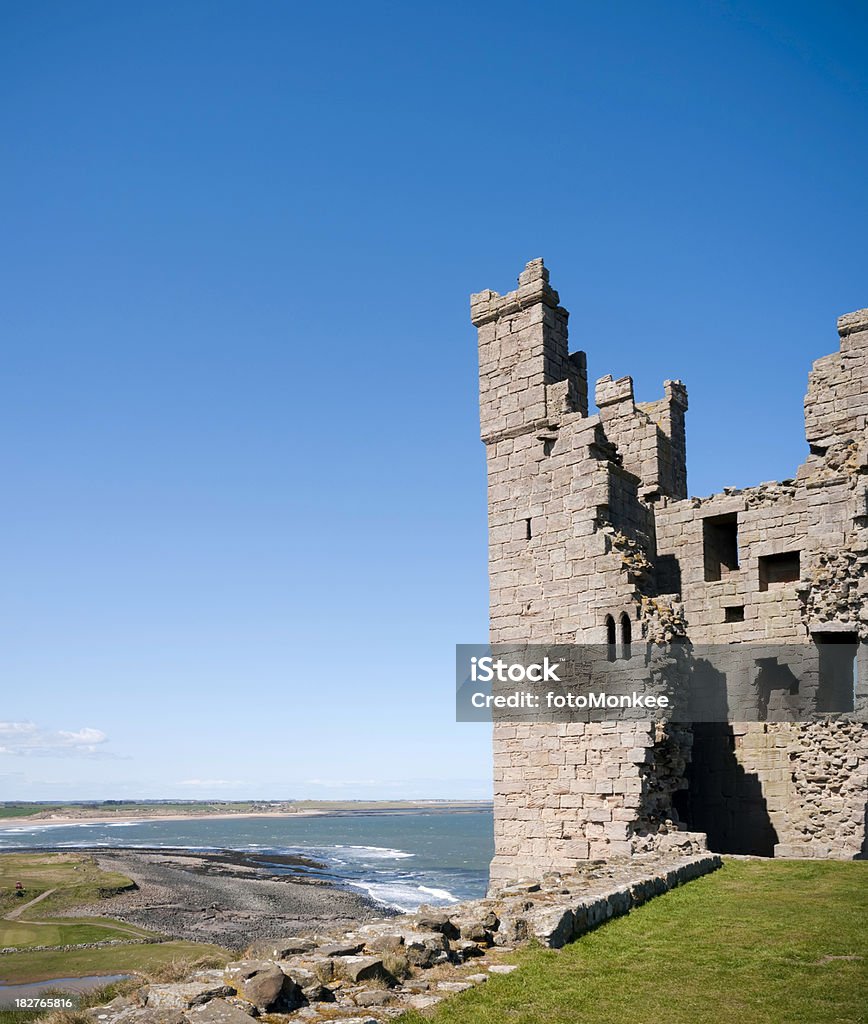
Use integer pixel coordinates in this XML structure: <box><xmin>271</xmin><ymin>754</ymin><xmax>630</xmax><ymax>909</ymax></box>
<box><xmin>363</xmin><ymin>933</ymin><xmax>405</xmax><ymax>953</ymax></box>
<box><xmin>413</xmin><ymin>911</ymin><xmax>458</xmax><ymax>939</ymax></box>
<box><xmin>331</xmin><ymin>955</ymin><xmax>396</xmax><ymax>986</ymax></box>
<box><xmin>184</xmin><ymin>999</ymin><xmax>256</xmax><ymax>1024</ymax></box>
<box><xmin>453</xmin><ymin>939</ymin><xmax>485</xmax><ymax>960</ymax></box>
<box><xmin>279</xmin><ymin>954</ymin><xmax>337</xmax><ymax>984</ymax></box>
<box><xmin>147</xmin><ymin>984</ymin><xmax>234</xmax><ymax>1010</ymax></box>
<box><xmin>353</xmin><ymin>990</ymin><xmax>393</xmax><ymax>1007</ymax></box>
<box><xmin>90</xmin><ymin>1010</ymin><xmax>185</xmax><ymax>1024</ymax></box>
<box><xmin>222</xmin><ymin>962</ymin><xmax>300</xmax><ymax>1012</ymax></box>
<box><xmin>266</xmin><ymin>938</ymin><xmax>317</xmax><ymax>958</ymax></box>
<box><xmin>317</xmin><ymin>941</ymin><xmax>365</xmax><ymax>957</ymax></box>
<box><xmin>459</xmin><ymin>921</ymin><xmax>493</xmax><ymax>943</ymax></box>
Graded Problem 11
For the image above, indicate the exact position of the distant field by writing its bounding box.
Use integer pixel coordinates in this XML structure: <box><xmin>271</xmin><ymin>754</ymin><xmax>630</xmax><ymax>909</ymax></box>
<box><xmin>0</xmin><ymin>806</ymin><xmax>60</xmax><ymax>820</ymax></box>
<box><xmin>0</xmin><ymin>799</ymin><xmax>491</xmax><ymax>821</ymax></box>
<box><xmin>0</xmin><ymin>852</ymin><xmax>229</xmax><ymax>985</ymax></box>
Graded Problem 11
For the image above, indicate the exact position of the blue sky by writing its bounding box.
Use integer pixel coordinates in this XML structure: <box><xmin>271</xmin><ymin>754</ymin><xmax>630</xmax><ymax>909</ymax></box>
<box><xmin>1</xmin><ymin>1</ymin><xmax>866</xmax><ymax>801</ymax></box>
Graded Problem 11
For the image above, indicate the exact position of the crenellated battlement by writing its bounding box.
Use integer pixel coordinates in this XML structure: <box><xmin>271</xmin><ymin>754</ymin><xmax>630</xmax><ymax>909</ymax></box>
<box><xmin>471</xmin><ymin>260</ymin><xmax>868</xmax><ymax>880</ymax></box>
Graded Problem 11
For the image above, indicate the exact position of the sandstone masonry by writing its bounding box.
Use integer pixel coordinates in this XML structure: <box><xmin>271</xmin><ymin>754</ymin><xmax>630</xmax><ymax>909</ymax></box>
<box><xmin>471</xmin><ymin>260</ymin><xmax>868</xmax><ymax>882</ymax></box>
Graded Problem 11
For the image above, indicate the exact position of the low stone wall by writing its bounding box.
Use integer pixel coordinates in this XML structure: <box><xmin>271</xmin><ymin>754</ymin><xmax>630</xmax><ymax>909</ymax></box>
<box><xmin>86</xmin><ymin>852</ymin><xmax>721</xmax><ymax>1024</ymax></box>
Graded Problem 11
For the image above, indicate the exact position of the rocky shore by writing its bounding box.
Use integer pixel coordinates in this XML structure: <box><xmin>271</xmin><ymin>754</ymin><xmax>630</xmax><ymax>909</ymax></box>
<box><xmin>63</xmin><ymin>849</ymin><xmax>389</xmax><ymax>949</ymax></box>
<box><xmin>83</xmin><ymin>851</ymin><xmax>722</xmax><ymax>1024</ymax></box>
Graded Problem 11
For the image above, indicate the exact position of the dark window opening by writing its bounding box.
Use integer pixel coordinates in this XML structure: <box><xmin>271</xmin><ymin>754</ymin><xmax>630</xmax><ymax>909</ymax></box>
<box><xmin>758</xmin><ymin>551</ymin><xmax>800</xmax><ymax>591</ymax></box>
<box><xmin>525</xmin><ymin>518</ymin><xmax>532</xmax><ymax>540</ymax></box>
<box><xmin>620</xmin><ymin>612</ymin><xmax>632</xmax><ymax>659</ymax></box>
<box><xmin>543</xmin><ymin>438</ymin><xmax>556</xmax><ymax>457</ymax></box>
<box><xmin>605</xmin><ymin>615</ymin><xmax>616</xmax><ymax>660</ymax></box>
<box><xmin>724</xmin><ymin>605</ymin><xmax>745</xmax><ymax>623</ymax></box>
<box><xmin>814</xmin><ymin>632</ymin><xmax>859</xmax><ymax>713</ymax></box>
<box><xmin>656</xmin><ymin>553</ymin><xmax>682</xmax><ymax>594</ymax></box>
<box><xmin>703</xmin><ymin>513</ymin><xmax>740</xmax><ymax>582</ymax></box>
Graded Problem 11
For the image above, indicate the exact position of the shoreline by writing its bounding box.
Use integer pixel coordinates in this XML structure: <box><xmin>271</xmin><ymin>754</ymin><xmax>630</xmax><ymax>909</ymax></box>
<box><xmin>51</xmin><ymin>846</ymin><xmax>393</xmax><ymax>949</ymax></box>
<box><xmin>0</xmin><ymin>802</ymin><xmax>492</xmax><ymax>830</ymax></box>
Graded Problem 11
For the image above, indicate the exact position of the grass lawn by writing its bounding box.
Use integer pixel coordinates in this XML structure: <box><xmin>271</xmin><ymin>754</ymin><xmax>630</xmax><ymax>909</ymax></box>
<box><xmin>398</xmin><ymin>859</ymin><xmax>868</xmax><ymax>1024</ymax></box>
<box><xmin>0</xmin><ymin>807</ymin><xmax>59</xmax><ymax>820</ymax></box>
<box><xmin>0</xmin><ymin>853</ymin><xmax>133</xmax><ymax>915</ymax></box>
<box><xmin>0</xmin><ymin>940</ymin><xmax>231</xmax><ymax>985</ymax></box>
<box><xmin>0</xmin><ymin>853</ymin><xmax>231</xmax><ymax>986</ymax></box>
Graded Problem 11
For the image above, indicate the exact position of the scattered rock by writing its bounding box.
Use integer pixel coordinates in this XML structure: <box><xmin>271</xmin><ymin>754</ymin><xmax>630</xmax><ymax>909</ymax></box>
<box><xmin>332</xmin><ymin>955</ymin><xmax>395</xmax><ymax>986</ymax></box>
<box><xmin>184</xmin><ymin>999</ymin><xmax>257</xmax><ymax>1024</ymax></box>
<box><xmin>147</xmin><ymin>984</ymin><xmax>234</xmax><ymax>1011</ymax></box>
<box><xmin>317</xmin><ymin>941</ymin><xmax>365</xmax><ymax>957</ymax></box>
<box><xmin>222</xmin><ymin>962</ymin><xmax>300</xmax><ymax>1012</ymax></box>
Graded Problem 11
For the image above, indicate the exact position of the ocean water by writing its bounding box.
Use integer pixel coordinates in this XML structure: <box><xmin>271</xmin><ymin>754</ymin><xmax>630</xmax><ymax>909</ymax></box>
<box><xmin>0</xmin><ymin>809</ymin><xmax>494</xmax><ymax>912</ymax></box>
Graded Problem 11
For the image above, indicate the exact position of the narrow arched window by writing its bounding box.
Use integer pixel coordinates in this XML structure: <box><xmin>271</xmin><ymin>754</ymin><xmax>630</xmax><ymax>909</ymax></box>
<box><xmin>620</xmin><ymin>612</ymin><xmax>632</xmax><ymax>659</ymax></box>
<box><xmin>605</xmin><ymin>615</ymin><xmax>616</xmax><ymax>645</ymax></box>
<box><xmin>605</xmin><ymin>615</ymin><xmax>616</xmax><ymax>661</ymax></box>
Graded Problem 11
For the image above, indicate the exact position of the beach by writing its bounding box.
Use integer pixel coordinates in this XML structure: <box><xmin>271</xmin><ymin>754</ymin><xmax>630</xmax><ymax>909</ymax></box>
<box><xmin>59</xmin><ymin>847</ymin><xmax>389</xmax><ymax>949</ymax></box>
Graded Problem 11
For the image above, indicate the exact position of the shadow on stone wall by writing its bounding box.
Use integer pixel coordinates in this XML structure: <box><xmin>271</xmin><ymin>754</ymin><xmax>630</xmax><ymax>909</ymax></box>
<box><xmin>676</xmin><ymin>722</ymin><xmax>779</xmax><ymax>856</ymax></box>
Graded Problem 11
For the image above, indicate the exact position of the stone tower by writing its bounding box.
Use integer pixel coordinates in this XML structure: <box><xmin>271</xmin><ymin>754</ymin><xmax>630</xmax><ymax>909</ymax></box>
<box><xmin>471</xmin><ymin>260</ymin><xmax>868</xmax><ymax>884</ymax></box>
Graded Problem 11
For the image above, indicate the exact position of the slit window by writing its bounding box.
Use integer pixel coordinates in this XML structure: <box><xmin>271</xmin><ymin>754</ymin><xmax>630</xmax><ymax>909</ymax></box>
<box><xmin>703</xmin><ymin>513</ymin><xmax>740</xmax><ymax>582</ymax></box>
<box><xmin>525</xmin><ymin>518</ymin><xmax>532</xmax><ymax>540</ymax></box>
<box><xmin>758</xmin><ymin>551</ymin><xmax>800</xmax><ymax>591</ymax></box>
<box><xmin>620</xmin><ymin>613</ymin><xmax>632</xmax><ymax>658</ymax></box>
<box><xmin>605</xmin><ymin>615</ymin><xmax>616</xmax><ymax>660</ymax></box>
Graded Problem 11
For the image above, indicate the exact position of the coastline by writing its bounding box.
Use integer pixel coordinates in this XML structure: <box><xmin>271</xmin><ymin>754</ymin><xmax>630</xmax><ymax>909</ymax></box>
<box><xmin>2</xmin><ymin>801</ymin><xmax>492</xmax><ymax>830</ymax></box>
<box><xmin>56</xmin><ymin>847</ymin><xmax>392</xmax><ymax>948</ymax></box>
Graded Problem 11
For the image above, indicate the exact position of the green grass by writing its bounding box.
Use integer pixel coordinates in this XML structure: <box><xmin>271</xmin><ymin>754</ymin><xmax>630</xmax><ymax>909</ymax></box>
<box><xmin>0</xmin><ymin>940</ymin><xmax>231</xmax><ymax>985</ymax></box>
<box><xmin>397</xmin><ymin>860</ymin><xmax>868</xmax><ymax>1024</ymax></box>
<box><xmin>0</xmin><ymin>853</ymin><xmax>133</xmax><ymax>916</ymax></box>
<box><xmin>0</xmin><ymin>853</ymin><xmax>230</xmax><ymax>986</ymax></box>
<box><xmin>0</xmin><ymin>807</ymin><xmax>59</xmax><ymax>820</ymax></box>
<box><xmin>0</xmin><ymin>919</ymin><xmax>153</xmax><ymax>948</ymax></box>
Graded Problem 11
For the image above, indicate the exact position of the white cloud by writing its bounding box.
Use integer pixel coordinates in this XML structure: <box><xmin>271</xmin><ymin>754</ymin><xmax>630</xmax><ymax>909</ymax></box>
<box><xmin>0</xmin><ymin>721</ymin><xmax>119</xmax><ymax>759</ymax></box>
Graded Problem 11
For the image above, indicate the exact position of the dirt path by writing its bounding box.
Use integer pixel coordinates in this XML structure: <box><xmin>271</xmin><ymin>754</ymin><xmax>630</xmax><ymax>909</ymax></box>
<box><xmin>3</xmin><ymin>888</ymin><xmax>57</xmax><ymax>920</ymax></box>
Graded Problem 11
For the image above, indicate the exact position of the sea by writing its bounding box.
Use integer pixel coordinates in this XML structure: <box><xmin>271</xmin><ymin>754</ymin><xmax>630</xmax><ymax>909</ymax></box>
<box><xmin>0</xmin><ymin>808</ymin><xmax>494</xmax><ymax>913</ymax></box>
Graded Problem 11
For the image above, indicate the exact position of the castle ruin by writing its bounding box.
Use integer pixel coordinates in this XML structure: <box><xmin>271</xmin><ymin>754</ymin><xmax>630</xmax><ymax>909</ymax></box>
<box><xmin>471</xmin><ymin>259</ymin><xmax>868</xmax><ymax>884</ymax></box>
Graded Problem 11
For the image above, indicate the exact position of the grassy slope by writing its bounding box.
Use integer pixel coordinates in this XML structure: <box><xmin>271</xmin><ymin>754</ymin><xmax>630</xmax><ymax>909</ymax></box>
<box><xmin>398</xmin><ymin>860</ymin><xmax>868</xmax><ymax>1024</ymax></box>
<box><xmin>0</xmin><ymin>853</ymin><xmax>229</xmax><ymax>985</ymax></box>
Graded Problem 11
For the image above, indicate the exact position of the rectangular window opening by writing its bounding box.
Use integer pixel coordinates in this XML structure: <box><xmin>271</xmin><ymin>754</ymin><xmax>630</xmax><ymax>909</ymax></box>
<box><xmin>525</xmin><ymin>518</ymin><xmax>532</xmax><ymax>540</ymax></box>
<box><xmin>758</xmin><ymin>551</ymin><xmax>800</xmax><ymax>591</ymax></box>
<box><xmin>814</xmin><ymin>632</ymin><xmax>859</xmax><ymax>713</ymax></box>
<box><xmin>703</xmin><ymin>513</ymin><xmax>740</xmax><ymax>582</ymax></box>
<box><xmin>724</xmin><ymin>605</ymin><xmax>745</xmax><ymax>623</ymax></box>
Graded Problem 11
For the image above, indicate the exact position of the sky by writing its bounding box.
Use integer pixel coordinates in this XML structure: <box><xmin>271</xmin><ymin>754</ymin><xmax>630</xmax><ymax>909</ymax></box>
<box><xmin>1</xmin><ymin>0</ymin><xmax>866</xmax><ymax>802</ymax></box>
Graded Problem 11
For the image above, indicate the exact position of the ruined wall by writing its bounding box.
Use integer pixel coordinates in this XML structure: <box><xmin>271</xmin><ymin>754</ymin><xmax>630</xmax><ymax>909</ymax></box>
<box><xmin>473</xmin><ymin>260</ymin><xmax>868</xmax><ymax>881</ymax></box>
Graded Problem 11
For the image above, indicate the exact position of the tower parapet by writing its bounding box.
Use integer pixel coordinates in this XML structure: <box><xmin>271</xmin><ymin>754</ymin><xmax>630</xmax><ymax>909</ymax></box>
<box><xmin>472</xmin><ymin>258</ymin><xmax>587</xmax><ymax>445</ymax></box>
